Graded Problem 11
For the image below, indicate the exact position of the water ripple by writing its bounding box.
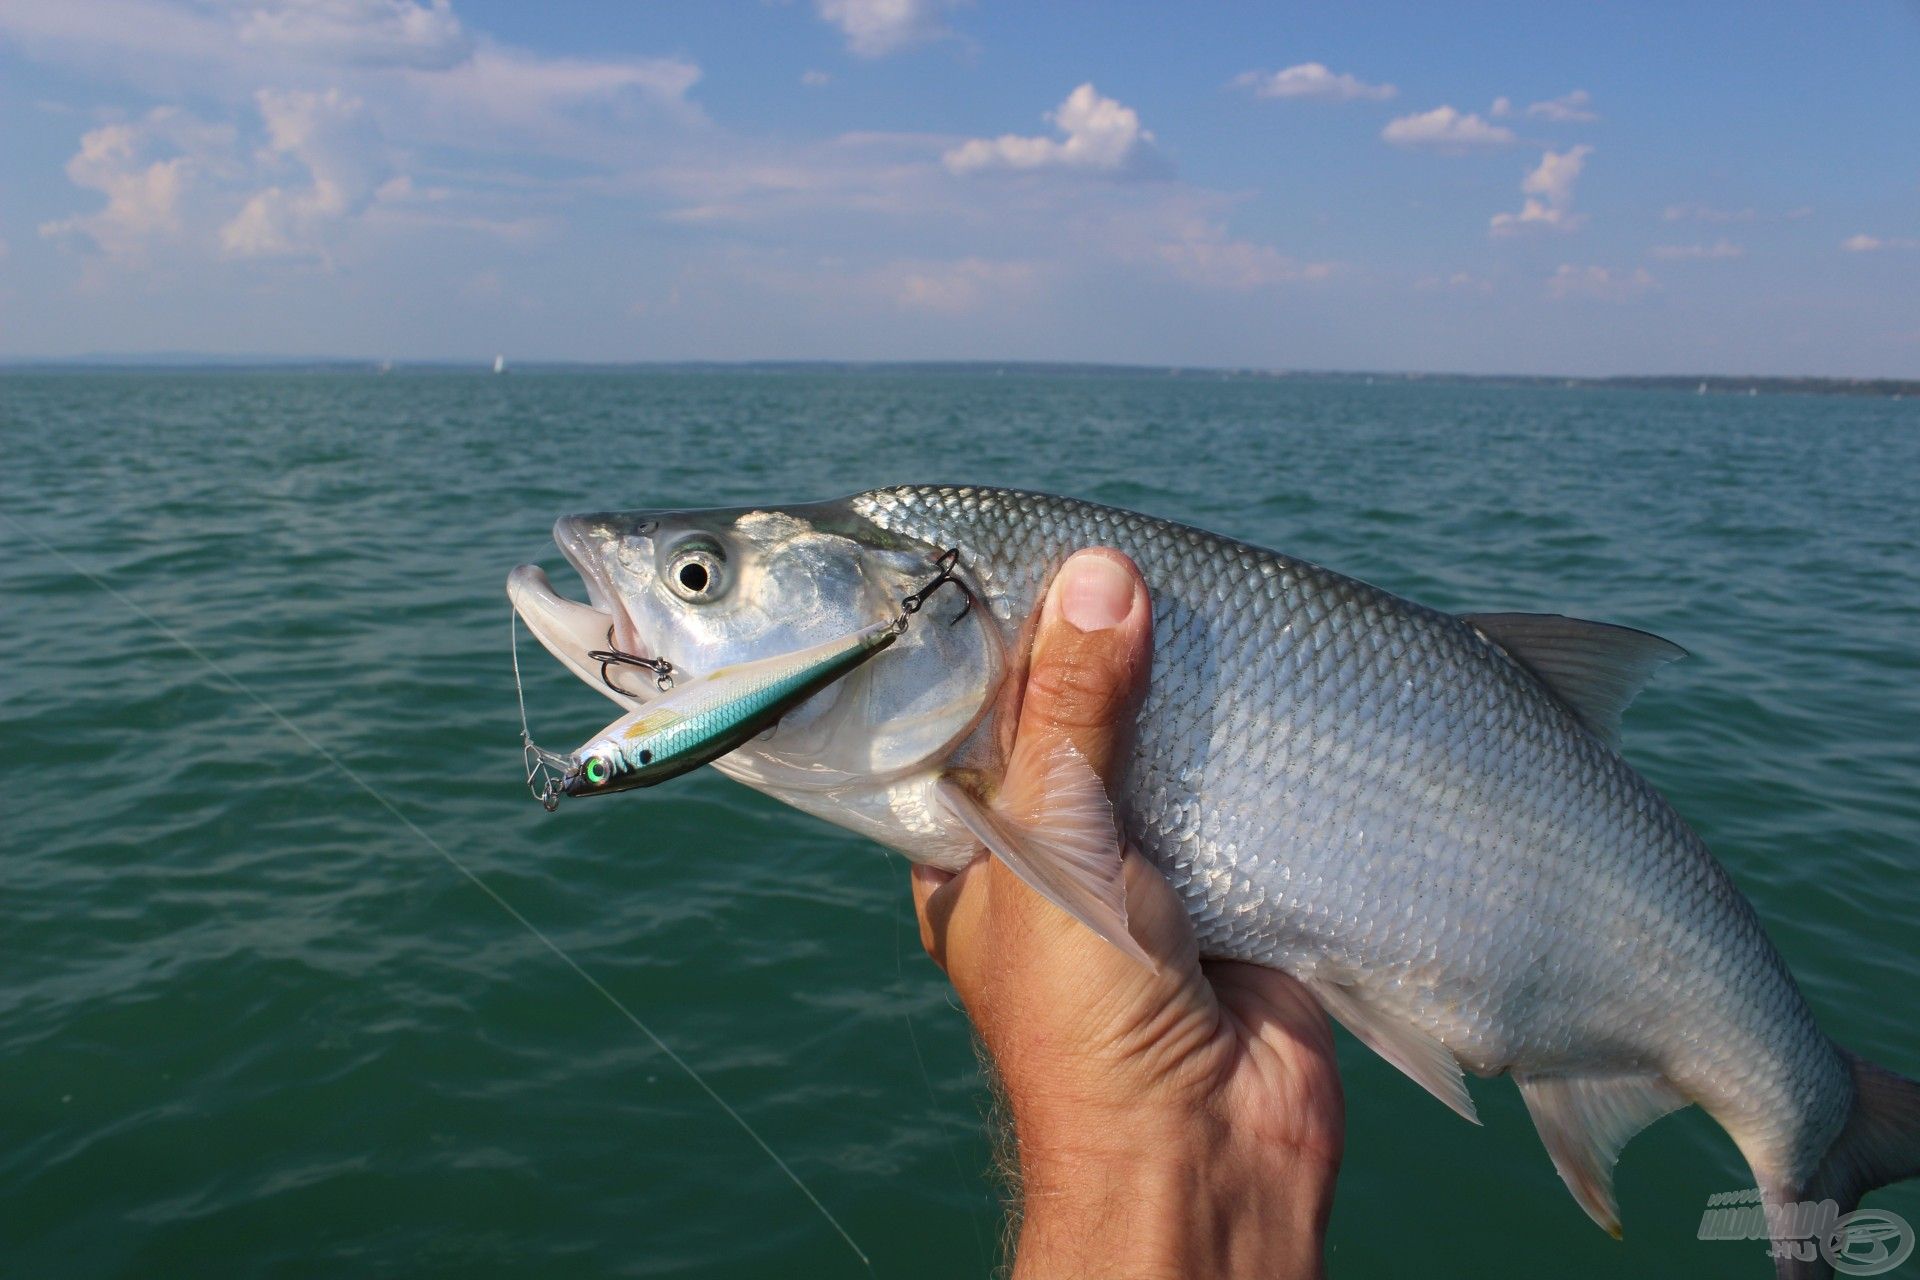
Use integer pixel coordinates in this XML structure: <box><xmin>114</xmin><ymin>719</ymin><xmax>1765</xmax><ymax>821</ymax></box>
<box><xmin>3</xmin><ymin>370</ymin><xmax>1915</xmax><ymax>1277</ymax></box>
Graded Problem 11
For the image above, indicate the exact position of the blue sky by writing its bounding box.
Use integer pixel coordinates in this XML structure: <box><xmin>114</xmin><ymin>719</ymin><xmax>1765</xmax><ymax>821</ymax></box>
<box><xmin>2</xmin><ymin>0</ymin><xmax>1916</xmax><ymax>374</ymax></box>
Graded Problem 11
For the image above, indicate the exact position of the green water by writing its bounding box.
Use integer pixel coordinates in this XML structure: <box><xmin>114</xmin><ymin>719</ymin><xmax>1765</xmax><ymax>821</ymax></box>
<box><xmin>3</xmin><ymin>370</ymin><xmax>1916</xmax><ymax>1278</ymax></box>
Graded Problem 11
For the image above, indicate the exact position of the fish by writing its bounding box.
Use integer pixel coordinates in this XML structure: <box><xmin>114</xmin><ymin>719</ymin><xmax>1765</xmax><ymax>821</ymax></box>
<box><xmin>550</xmin><ymin>619</ymin><xmax>903</xmax><ymax>800</ymax></box>
<box><xmin>507</xmin><ymin>484</ymin><xmax>1919</xmax><ymax>1276</ymax></box>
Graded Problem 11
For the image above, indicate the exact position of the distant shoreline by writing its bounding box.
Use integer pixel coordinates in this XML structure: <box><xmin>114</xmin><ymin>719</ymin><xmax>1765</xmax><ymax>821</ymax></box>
<box><xmin>1</xmin><ymin>358</ymin><xmax>1914</xmax><ymax>400</ymax></box>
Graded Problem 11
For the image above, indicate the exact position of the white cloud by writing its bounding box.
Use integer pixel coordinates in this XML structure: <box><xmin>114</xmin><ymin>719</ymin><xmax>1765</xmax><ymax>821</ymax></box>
<box><xmin>37</xmin><ymin>74</ymin><xmax>557</xmax><ymax>270</ymax></box>
<box><xmin>365</xmin><ymin>184</ymin><xmax>552</xmax><ymax>241</ymax></box>
<box><xmin>944</xmin><ymin>84</ymin><xmax>1163</xmax><ymax>178</ymax></box>
<box><xmin>1231</xmin><ymin>63</ymin><xmax>1395</xmax><ymax>103</ymax></box>
<box><xmin>1526</xmin><ymin>90</ymin><xmax>1599</xmax><ymax>123</ymax></box>
<box><xmin>815</xmin><ymin>0</ymin><xmax>954</xmax><ymax>58</ymax></box>
<box><xmin>651</xmin><ymin>131</ymin><xmax>953</xmax><ymax>225</ymax></box>
<box><xmin>1416</xmin><ymin>270</ymin><xmax>1493</xmax><ymax>295</ymax></box>
<box><xmin>233</xmin><ymin>0</ymin><xmax>471</xmax><ymax>70</ymax></box>
<box><xmin>709</xmin><ymin>250</ymin><xmax>1039</xmax><ymax>316</ymax></box>
<box><xmin>651</xmin><ymin>132</ymin><xmax>1313</xmax><ymax>301</ymax></box>
<box><xmin>801</xmin><ymin>69</ymin><xmax>832</xmax><ymax>87</ymax></box>
<box><xmin>221</xmin><ymin>88</ymin><xmax>386</xmax><ymax>259</ymax></box>
<box><xmin>406</xmin><ymin>43</ymin><xmax>702</xmax><ymax>135</ymax></box>
<box><xmin>0</xmin><ymin>0</ymin><xmax>472</xmax><ymax>86</ymax></box>
<box><xmin>42</xmin><ymin>127</ymin><xmax>189</xmax><ymax>255</ymax></box>
<box><xmin>1381</xmin><ymin>106</ymin><xmax>1515</xmax><ymax>150</ymax></box>
<box><xmin>38</xmin><ymin>107</ymin><xmax>236</xmax><ymax>259</ymax></box>
<box><xmin>1547</xmin><ymin>264</ymin><xmax>1656</xmax><ymax>302</ymax></box>
<box><xmin>1489</xmin><ymin>96</ymin><xmax>1512</xmax><ymax>118</ymax></box>
<box><xmin>1842</xmin><ymin>233</ymin><xmax>1919</xmax><ymax>252</ymax></box>
<box><xmin>1490</xmin><ymin>145</ymin><xmax>1591</xmax><ymax>236</ymax></box>
<box><xmin>1523</xmin><ymin>146</ymin><xmax>1589</xmax><ymax>207</ymax></box>
<box><xmin>0</xmin><ymin>1</ymin><xmax>703</xmax><ymax>143</ymax></box>
<box><xmin>10</xmin><ymin>0</ymin><xmax>1349</xmax><ymax>350</ymax></box>
<box><xmin>881</xmin><ymin>257</ymin><xmax>1036</xmax><ymax>311</ymax></box>
<box><xmin>0</xmin><ymin>0</ymin><xmax>237</xmax><ymax>75</ymax></box>
<box><xmin>1651</xmin><ymin>239</ymin><xmax>1744</xmax><ymax>260</ymax></box>
<box><xmin>1150</xmin><ymin>219</ymin><xmax>1332</xmax><ymax>290</ymax></box>
<box><xmin>1663</xmin><ymin>203</ymin><xmax>1757</xmax><ymax>223</ymax></box>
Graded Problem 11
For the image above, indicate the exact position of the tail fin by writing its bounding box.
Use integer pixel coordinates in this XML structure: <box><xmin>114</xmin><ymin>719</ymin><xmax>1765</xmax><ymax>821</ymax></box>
<box><xmin>1811</xmin><ymin>1053</ymin><xmax>1920</xmax><ymax>1215</ymax></box>
<box><xmin>1767</xmin><ymin>1052</ymin><xmax>1920</xmax><ymax>1280</ymax></box>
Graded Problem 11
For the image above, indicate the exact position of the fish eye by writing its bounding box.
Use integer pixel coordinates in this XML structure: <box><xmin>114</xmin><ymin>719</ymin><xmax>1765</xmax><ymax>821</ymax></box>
<box><xmin>665</xmin><ymin>544</ymin><xmax>725</xmax><ymax>602</ymax></box>
<box><xmin>583</xmin><ymin>756</ymin><xmax>609</xmax><ymax>785</ymax></box>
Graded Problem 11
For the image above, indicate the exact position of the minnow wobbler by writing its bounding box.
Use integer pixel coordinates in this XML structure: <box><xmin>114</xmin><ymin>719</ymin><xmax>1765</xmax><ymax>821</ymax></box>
<box><xmin>544</xmin><ymin>619</ymin><xmax>902</xmax><ymax>804</ymax></box>
<box><xmin>508</xmin><ymin>487</ymin><xmax>1920</xmax><ymax>1277</ymax></box>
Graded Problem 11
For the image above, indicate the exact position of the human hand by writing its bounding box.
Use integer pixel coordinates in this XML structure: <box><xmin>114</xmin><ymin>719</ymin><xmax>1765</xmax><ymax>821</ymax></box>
<box><xmin>913</xmin><ymin>548</ymin><xmax>1345</xmax><ymax>1280</ymax></box>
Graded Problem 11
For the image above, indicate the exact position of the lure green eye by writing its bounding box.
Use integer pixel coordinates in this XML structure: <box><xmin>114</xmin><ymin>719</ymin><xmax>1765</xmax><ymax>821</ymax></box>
<box><xmin>583</xmin><ymin>757</ymin><xmax>608</xmax><ymax>785</ymax></box>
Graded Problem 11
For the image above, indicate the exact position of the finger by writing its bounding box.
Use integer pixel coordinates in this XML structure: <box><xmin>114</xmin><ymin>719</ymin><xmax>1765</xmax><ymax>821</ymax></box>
<box><xmin>1012</xmin><ymin>548</ymin><xmax>1152</xmax><ymax>793</ymax></box>
<box><xmin>910</xmin><ymin>862</ymin><xmax>951</xmax><ymax>916</ymax></box>
<box><xmin>910</xmin><ymin>862</ymin><xmax>954</xmax><ymax>962</ymax></box>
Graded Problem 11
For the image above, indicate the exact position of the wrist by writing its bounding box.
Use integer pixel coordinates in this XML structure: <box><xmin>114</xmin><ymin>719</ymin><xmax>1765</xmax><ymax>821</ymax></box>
<box><xmin>1012</xmin><ymin>1109</ymin><xmax>1333</xmax><ymax>1280</ymax></box>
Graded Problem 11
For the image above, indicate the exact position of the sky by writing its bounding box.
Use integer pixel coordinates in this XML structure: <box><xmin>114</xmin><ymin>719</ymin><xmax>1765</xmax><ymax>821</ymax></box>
<box><xmin>1</xmin><ymin>0</ymin><xmax>1917</xmax><ymax>375</ymax></box>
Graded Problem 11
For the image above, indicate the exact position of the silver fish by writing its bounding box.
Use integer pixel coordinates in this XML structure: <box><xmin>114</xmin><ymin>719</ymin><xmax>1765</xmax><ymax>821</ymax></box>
<box><xmin>508</xmin><ymin>485</ymin><xmax>1919</xmax><ymax>1276</ymax></box>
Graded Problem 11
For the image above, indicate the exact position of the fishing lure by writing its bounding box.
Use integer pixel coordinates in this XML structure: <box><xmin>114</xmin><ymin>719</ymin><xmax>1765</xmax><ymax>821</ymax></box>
<box><xmin>516</xmin><ymin>546</ymin><xmax>970</xmax><ymax>810</ymax></box>
<box><xmin>558</xmin><ymin>618</ymin><xmax>901</xmax><ymax>802</ymax></box>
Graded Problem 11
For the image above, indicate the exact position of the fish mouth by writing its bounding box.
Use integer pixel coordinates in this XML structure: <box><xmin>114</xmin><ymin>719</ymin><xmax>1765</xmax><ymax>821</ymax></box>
<box><xmin>507</xmin><ymin>515</ymin><xmax>653</xmax><ymax>709</ymax></box>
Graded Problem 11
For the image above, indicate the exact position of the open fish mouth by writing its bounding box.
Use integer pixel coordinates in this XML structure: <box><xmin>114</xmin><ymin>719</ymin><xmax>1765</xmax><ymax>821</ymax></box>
<box><xmin>507</xmin><ymin>516</ymin><xmax>653</xmax><ymax>709</ymax></box>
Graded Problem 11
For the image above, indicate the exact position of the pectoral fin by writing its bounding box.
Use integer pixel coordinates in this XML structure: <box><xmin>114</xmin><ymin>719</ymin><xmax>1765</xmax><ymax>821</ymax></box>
<box><xmin>1515</xmin><ymin>1070</ymin><xmax>1689</xmax><ymax>1238</ymax></box>
<box><xmin>1304</xmin><ymin>977</ymin><xmax>1480</xmax><ymax>1124</ymax></box>
<box><xmin>935</xmin><ymin>745</ymin><xmax>1154</xmax><ymax>970</ymax></box>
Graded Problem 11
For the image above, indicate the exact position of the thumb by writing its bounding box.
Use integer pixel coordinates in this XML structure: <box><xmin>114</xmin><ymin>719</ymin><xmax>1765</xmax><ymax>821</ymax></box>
<box><xmin>1004</xmin><ymin>549</ymin><xmax>1197</xmax><ymax>971</ymax></box>
<box><xmin>911</xmin><ymin>548</ymin><xmax>1152</xmax><ymax>977</ymax></box>
<box><xmin>1012</xmin><ymin>548</ymin><xmax>1153</xmax><ymax>791</ymax></box>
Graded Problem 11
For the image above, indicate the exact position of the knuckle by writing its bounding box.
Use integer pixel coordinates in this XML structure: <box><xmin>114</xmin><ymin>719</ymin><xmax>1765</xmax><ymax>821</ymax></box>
<box><xmin>1024</xmin><ymin>645</ymin><xmax>1136</xmax><ymax>732</ymax></box>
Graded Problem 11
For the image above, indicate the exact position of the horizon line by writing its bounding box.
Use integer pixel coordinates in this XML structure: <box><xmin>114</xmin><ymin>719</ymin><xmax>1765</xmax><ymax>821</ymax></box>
<box><xmin>2</xmin><ymin>355</ymin><xmax>1916</xmax><ymax>395</ymax></box>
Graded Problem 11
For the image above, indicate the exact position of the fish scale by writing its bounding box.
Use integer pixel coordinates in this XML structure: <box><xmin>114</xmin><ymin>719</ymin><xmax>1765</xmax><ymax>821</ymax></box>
<box><xmin>849</xmin><ymin>484</ymin><xmax>1847</xmax><ymax>1189</ymax></box>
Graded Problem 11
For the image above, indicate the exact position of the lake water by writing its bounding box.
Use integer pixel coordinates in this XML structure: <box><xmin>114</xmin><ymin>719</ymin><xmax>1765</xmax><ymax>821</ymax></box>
<box><xmin>3</xmin><ymin>369</ymin><xmax>1916</xmax><ymax>1277</ymax></box>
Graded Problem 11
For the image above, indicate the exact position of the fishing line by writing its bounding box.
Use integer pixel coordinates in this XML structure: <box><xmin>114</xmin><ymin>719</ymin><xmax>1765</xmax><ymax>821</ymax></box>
<box><xmin>881</xmin><ymin>849</ymin><xmax>992</xmax><ymax>1271</ymax></box>
<box><xmin>4</xmin><ymin>513</ymin><xmax>873</xmax><ymax>1276</ymax></box>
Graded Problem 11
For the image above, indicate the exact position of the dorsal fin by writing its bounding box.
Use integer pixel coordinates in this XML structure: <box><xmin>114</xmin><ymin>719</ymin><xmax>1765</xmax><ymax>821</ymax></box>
<box><xmin>1464</xmin><ymin>612</ymin><xmax>1686</xmax><ymax>749</ymax></box>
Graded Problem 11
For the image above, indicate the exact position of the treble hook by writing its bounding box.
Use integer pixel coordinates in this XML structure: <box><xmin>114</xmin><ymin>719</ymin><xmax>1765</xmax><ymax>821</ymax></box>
<box><xmin>512</xmin><ymin>608</ymin><xmax>572</xmax><ymax>813</ymax></box>
<box><xmin>586</xmin><ymin>626</ymin><xmax>676</xmax><ymax>694</ymax></box>
<box><xmin>896</xmin><ymin>546</ymin><xmax>973</xmax><ymax>631</ymax></box>
<box><xmin>523</xmin><ymin>740</ymin><xmax>569</xmax><ymax>812</ymax></box>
